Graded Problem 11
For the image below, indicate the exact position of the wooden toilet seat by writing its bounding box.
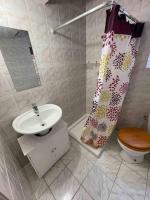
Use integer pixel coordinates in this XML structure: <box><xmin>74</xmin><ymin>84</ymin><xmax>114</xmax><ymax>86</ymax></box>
<box><xmin>118</xmin><ymin>128</ymin><xmax>150</xmax><ymax>152</ymax></box>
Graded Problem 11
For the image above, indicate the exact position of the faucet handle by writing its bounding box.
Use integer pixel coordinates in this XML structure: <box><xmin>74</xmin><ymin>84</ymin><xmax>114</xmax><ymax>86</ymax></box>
<box><xmin>32</xmin><ymin>103</ymin><xmax>37</xmax><ymax>107</ymax></box>
<box><xmin>32</xmin><ymin>103</ymin><xmax>38</xmax><ymax>110</ymax></box>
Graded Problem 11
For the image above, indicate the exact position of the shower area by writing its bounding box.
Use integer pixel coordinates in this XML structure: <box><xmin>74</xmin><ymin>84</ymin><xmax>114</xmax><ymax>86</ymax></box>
<box><xmin>0</xmin><ymin>0</ymin><xmax>146</xmax><ymax>199</ymax></box>
<box><xmin>69</xmin><ymin>5</ymin><xmax>106</xmax><ymax>156</ymax></box>
<box><xmin>68</xmin><ymin>0</ymin><xmax>144</xmax><ymax>156</ymax></box>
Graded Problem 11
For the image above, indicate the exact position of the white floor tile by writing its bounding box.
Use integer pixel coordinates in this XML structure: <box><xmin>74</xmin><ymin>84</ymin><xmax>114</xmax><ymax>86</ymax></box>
<box><xmin>108</xmin><ymin>184</ymin><xmax>134</xmax><ymax>200</ymax></box>
<box><xmin>123</xmin><ymin>159</ymin><xmax>149</xmax><ymax>179</ymax></box>
<box><xmin>95</xmin><ymin>151</ymin><xmax>122</xmax><ymax>181</ymax></box>
<box><xmin>61</xmin><ymin>146</ymin><xmax>80</xmax><ymax>165</ymax></box>
<box><xmin>24</xmin><ymin>164</ymin><xmax>48</xmax><ymax>199</ymax></box>
<box><xmin>145</xmin><ymin>181</ymin><xmax>150</xmax><ymax>200</ymax></box>
<box><xmin>38</xmin><ymin>189</ymin><xmax>55</xmax><ymax>200</ymax></box>
<box><xmin>24</xmin><ymin>132</ymin><xmax>149</xmax><ymax>200</ymax></box>
<box><xmin>104</xmin><ymin>141</ymin><xmax>122</xmax><ymax>162</ymax></box>
<box><xmin>72</xmin><ymin>186</ymin><xmax>93</xmax><ymax>200</ymax></box>
<box><xmin>67</xmin><ymin>153</ymin><xmax>93</xmax><ymax>182</ymax></box>
<box><xmin>83</xmin><ymin>165</ymin><xmax>114</xmax><ymax>200</ymax></box>
<box><xmin>145</xmin><ymin>169</ymin><xmax>150</xmax><ymax>200</ymax></box>
<box><xmin>50</xmin><ymin>168</ymin><xmax>80</xmax><ymax>200</ymax></box>
<box><xmin>44</xmin><ymin>160</ymin><xmax>65</xmax><ymax>185</ymax></box>
<box><xmin>70</xmin><ymin>137</ymin><xmax>97</xmax><ymax>164</ymax></box>
<box><xmin>8</xmin><ymin>173</ymin><xmax>24</xmax><ymax>200</ymax></box>
<box><xmin>18</xmin><ymin>169</ymin><xmax>35</xmax><ymax>200</ymax></box>
<box><xmin>148</xmin><ymin>169</ymin><xmax>150</xmax><ymax>178</ymax></box>
<box><xmin>115</xmin><ymin>163</ymin><xmax>147</xmax><ymax>200</ymax></box>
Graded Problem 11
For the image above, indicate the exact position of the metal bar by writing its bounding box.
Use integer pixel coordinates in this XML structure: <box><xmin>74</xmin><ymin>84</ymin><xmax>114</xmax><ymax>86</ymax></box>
<box><xmin>51</xmin><ymin>0</ymin><xmax>139</xmax><ymax>33</ymax></box>
<box><xmin>119</xmin><ymin>8</ymin><xmax>139</xmax><ymax>23</ymax></box>
<box><xmin>51</xmin><ymin>1</ymin><xmax>112</xmax><ymax>33</ymax></box>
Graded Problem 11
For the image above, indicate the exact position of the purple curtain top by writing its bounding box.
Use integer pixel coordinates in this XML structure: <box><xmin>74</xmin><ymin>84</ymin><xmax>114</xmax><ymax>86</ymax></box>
<box><xmin>105</xmin><ymin>5</ymin><xmax>144</xmax><ymax>37</ymax></box>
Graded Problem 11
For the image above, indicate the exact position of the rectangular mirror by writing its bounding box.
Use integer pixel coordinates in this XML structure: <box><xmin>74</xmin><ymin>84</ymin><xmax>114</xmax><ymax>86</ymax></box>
<box><xmin>0</xmin><ymin>26</ymin><xmax>41</xmax><ymax>91</ymax></box>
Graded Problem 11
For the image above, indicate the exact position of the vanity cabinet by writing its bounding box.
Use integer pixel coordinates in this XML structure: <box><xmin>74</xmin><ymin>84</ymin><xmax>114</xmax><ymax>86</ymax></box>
<box><xmin>18</xmin><ymin>120</ymin><xmax>70</xmax><ymax>177</ymax></box>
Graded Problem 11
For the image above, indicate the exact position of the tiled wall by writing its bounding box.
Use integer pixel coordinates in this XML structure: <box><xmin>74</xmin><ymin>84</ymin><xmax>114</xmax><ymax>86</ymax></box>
<box><xmin>86</xmin><ymin>0</ymin><xmax>106</xmax><ymax>113</ymax></box>
<box><xmin>0</xmin><ymin>0</ymin><xmax>86</xmax><ymax>167</ymax></box>
<box><xmin>0</xmin><ymin>128</ymin><xmax>34</xmax><ymax>200</ymax></box>
<box><xmin>86</xmin><ymin>0</ymin><xmax>150</xmax><ymax>129</ymax></box>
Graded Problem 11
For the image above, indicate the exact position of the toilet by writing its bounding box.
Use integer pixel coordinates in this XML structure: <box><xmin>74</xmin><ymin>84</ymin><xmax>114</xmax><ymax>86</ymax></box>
<box><xmin>118</xmin><ymin>116</ymin><xmax>150</xmax><ymax>163</ymax></box>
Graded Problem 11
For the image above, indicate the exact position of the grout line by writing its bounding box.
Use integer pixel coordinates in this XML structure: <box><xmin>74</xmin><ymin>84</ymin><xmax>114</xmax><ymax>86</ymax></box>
<box><xmin>94</xmin><ymin>160</ymin><xmax>122</xmax><ymax>183</ymax></box>
<box><xmin>62</xmin><ymin>142</ymin><xmax>95</xmax><ymax>184</ymax></box>
<box><xmin>122</xmin><ymin>160</ymin><xmax>149</xmax><ymax>179</ymax></box>
<box><xmin>70</xmin><ymin>185</ymin><xmax>82</xmax><ymax>200</ymax></box>
<box><xmin>43</xmin><ymin>178</ymin><xmax>56</xmax><ymax>200</ymax></box>
<box><xmin>75</xmin><ymin>151</ymin><xmax>101</xmax><ymax>199</ymax></box>
<box><xmin>66</xmin><ymin>162</ymin><xmax>90</xmax><ymax>185</ymax></box>
<box><xmin>72</xmin><ymin>141</ymin><xmax>121</xmax><ymax>199</ymax></box>
<box><xmin>49</xmin><ymin>187</ymin><xmax>57</xmax><ymax>200</ymax></box>
<box><xmin>81</xmin><ymin>185</ymin><xmax>95</xmax><ymax>200</ymax></box>
<box><xmin>106</xmin><ymin>160</ymin><xmax>123</xmax><ymax>200</ymax></box>
<box><xmin>70</xmin><ymin>184</ymin><xmax>95</xmax><ymax>200</ymax></box>
<box><xmin>144</xmin><ymin>167</ymin><xmax>149</xmax><ymax>200</ymax></box>
<box><xmin>53</xmin><ymin>140</ymin><xmax>121</xmax><ymax>199</ymax></box>
<box><xmin>13</xmin><ymin>164</ymin><xmax>27</xmax><ymax>200</ymax></box>
<box><xmin>49</xmin><ymin>165</ymin><xmax>81</xmax><ymax>200</ymax></box>
<box><xmin>42</xmin><ymin>139</ymin><xmax>124</xmax><ymax>199</ymax></box>
<box><xmin>2</xmin><ymin>151</ymin><xmax>14</xmax><ymax>200</ymax></box>
<box><xmin>61</xmin><ymin>151</ymin><xmax>76</xmax><ymax>167</ymax></box>
<box><xmin>109</xmin><ymin>162</ymin><xmax>135</xmax><ymax>200</ymax></box>
<box><xmin>47</xmin><ymin>165</ymin><xmax>67</xmax><ymax>187</ymax></box>
<box><xmin>81</xmin><ymin>165</ymin><xmax>114</xmax><ymax>200</ymax></box>
<box><xmin>64</xmin><ymin>167</ymin><xmax>86</xmax><ymax>200</ymax></box>
<box><xmin>70</xmin><ymin>140</ymin><xmax>96</xmax><ymax>164</ymax></box>
<box><xmin>80</xmin><ymin>166</ymin><xmax>96</xmax><ymax>200</ymax></box>
<box><xmin>28</xmin><ymin>136</ymin><xmax>142</xmax><ymax>200</ymax></box>
<box><xmin>91</xmin><ymin>151</ymin><xmax>121</xmax><ymax>182</ymax></box>
<box><xmin>65</xmin><ymin>166</ymin><xmax>81</xmax><ymax>185</ymax></box>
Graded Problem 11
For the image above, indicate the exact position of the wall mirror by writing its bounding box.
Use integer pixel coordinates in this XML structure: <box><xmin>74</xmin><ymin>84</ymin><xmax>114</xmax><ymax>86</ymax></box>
<box><xmin>0</xmin><ymin>26</ymin><xmax>41</xmax><ymax>91</ymax></box>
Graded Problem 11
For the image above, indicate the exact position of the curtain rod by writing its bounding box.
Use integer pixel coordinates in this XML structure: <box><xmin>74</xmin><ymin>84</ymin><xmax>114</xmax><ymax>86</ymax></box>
<box><xmin>51</xmin><ymin>0</ymin><xmax>139</xmax><ymax>34</ymax></box>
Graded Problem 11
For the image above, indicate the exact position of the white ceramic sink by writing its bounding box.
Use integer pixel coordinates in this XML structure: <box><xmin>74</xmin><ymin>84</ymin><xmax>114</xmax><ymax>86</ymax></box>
<box><xmin>12</xmin><ymin>104</ymin><xmax>62</xmax><ymax>135</ymax></box>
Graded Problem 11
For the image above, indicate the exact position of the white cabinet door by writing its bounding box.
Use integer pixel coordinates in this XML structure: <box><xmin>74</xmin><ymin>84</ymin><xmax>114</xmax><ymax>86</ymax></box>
<box><xmin>26</xmin><ymin>121</ymin><xmax>70</xmax><ymax>178</ymax></box>
<box><xmin>28</xmin><ymin>141</ymin><xmax>55</xmax><ymax>178</ymax></box>
<box><xmin>52</xmin><ymin>126</ymin><xmax>70</xmax><ymax>160</ymax></box>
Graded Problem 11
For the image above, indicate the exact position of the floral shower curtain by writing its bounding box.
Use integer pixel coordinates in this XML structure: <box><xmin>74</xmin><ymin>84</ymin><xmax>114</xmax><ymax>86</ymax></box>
<box><xmin>81</xmin><ymin>5</ymin><xmax>144</xmax><ymax>149</ymax></box>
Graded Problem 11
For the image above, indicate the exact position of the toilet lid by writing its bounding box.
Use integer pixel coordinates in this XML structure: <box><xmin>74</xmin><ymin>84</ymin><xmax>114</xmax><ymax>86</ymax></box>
<box><xmin>118</xmin><ymin>128</ymin><xmax>150</xmax><ymax>151</ymax></box>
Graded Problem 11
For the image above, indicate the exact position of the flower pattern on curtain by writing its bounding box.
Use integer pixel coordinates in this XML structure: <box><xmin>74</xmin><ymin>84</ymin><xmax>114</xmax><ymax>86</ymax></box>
<box><xmin>81</xmin><ymin>5</ymin><xmax>144</xmax><ymax>149</ymax></box>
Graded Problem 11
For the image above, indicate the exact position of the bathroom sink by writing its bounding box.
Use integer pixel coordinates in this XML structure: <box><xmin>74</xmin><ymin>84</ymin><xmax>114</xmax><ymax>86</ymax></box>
<box><xmin>12</xmin><ymin>104</ymin><xmax>62</xmax><ymax>135</ymax></box>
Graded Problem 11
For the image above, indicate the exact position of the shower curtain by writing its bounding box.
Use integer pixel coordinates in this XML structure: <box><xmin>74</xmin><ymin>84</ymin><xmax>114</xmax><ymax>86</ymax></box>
<box><xmin>81</xmin><ymin>5</ymin><xmax>144</xmax><ymax>149</ymax></box>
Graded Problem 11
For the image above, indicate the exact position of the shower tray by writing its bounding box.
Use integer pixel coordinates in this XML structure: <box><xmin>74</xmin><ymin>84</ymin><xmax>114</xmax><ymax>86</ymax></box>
<box><xmin>68</xmin><ymin>114</ymin><xmax>103</xmax><ymax>157</ymax></box>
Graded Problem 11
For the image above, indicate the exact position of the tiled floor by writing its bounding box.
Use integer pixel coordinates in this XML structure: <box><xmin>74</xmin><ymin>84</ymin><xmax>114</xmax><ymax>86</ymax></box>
<box><xmin>24</xmin><ymin>136</ymin><xmax>150</xmax><ymax>200</ymax></box>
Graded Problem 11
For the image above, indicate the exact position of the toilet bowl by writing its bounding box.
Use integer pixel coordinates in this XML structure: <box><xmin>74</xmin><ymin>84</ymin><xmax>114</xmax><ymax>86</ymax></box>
<box><xmin>118</xmin><ymin>127</ymin><xmax>150</xmax><ymax>164</ymax></box>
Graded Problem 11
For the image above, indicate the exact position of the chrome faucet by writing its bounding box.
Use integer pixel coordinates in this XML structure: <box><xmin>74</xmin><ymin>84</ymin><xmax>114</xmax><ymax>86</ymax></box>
<box><xmin>32</xmin><ymin>103</ymin><xmax>39</xmax><ymax>115</ymax></box>
<box><xmin>32</xmin><ymin>103</ymin><xmax>45</xmax><ymax>127</ymax></box>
